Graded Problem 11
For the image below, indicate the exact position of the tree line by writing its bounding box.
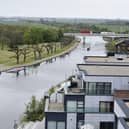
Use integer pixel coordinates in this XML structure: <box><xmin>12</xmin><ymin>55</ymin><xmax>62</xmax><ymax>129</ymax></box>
<box><xmin>0</xmin><ymin>24</ymin><xmax>63</xmax><ymax>49</ymax></box>
<box><xmin>0</xmin><ymin>24</ymin><xmax>75</xmax><ymax>64</ymax></box>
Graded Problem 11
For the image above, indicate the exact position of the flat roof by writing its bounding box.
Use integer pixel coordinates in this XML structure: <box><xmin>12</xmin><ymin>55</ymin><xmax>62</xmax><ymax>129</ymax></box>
<box><xmin>48</xmin><ymin>102</ymin><xmax>64</xmax><ymax>112</ymax></box>
<box><xmin>84</xmin><ymin>56</ymin><xmax>129</xmax><ymax>63</ymax></box>
<box><xmin>77</xmin><ymin>64</ymin><xmax>129</xmax><ymax>76</ymax></box>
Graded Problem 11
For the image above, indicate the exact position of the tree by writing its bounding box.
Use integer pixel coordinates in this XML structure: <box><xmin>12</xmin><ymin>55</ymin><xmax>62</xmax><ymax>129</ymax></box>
<box><xmin>8</xmin><ymin>31</ymin><xmax>24</xmax><ymax>49</ymax></box>
<box><xmin>21</xmin><ymin>46</ymin><xmax>30</xmax><ymax>63</ymax></box>
<box><xmin>11</xmin><ymin>46</ymin><xmax>22</xmax><ymax>64</ymax></box>
<box><xmin>0</xmin><ymin>36</ymin><xmax>10</xmax><ymax>50</ymax></box>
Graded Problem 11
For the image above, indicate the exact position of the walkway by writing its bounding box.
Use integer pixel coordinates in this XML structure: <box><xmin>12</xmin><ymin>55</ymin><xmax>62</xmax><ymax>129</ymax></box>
<box><xmin>18</xmin><ymin>119</ymin><xmax>45</xmax><ymax>129</ymax></box>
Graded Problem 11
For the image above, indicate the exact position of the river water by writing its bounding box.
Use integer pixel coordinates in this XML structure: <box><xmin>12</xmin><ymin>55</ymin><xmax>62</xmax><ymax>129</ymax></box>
<box><xmin>0</xmin><ymin>36</ymin><xmax>106</xmax><ymax>129</ymax></box>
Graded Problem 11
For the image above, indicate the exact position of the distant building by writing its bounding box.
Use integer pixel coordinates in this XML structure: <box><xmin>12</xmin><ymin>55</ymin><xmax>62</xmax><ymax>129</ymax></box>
<box><xmin>80</xmin><ymin>29</ymin><xmax>92</xmax><ymax>34</ymax></box>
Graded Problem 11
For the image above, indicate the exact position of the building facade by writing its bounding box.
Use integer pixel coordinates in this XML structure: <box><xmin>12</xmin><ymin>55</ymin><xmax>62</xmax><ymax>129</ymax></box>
<box><xmin>45</xmin><ymin>62</ymin><xmax>129</xmax><ymax>129</ymax></box>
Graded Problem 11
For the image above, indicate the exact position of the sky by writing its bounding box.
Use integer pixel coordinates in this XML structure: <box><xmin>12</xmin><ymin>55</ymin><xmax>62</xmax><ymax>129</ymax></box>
<box><xmin>0</xmin><ymin>0</ymin><xmax>129</xmax><ymax>19</ymax></box>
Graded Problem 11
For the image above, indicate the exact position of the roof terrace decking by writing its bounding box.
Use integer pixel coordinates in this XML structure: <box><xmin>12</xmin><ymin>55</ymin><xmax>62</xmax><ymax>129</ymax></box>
<box><xmin>114</xmin><ymin>90</ymin><xmax>129</xmax><ymax>98</ymax></box>
<box><xmin>48</xmin><ymin>102</ymin><xmax>64</xmax><ymax>112</ymax></box>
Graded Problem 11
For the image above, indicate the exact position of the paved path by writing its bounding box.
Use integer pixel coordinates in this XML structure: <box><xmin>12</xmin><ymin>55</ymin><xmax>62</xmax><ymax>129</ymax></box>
<box><xmin>18</xmin><ymin>119</ymin><xmax>45</xmax><ymax>129</ymax></box>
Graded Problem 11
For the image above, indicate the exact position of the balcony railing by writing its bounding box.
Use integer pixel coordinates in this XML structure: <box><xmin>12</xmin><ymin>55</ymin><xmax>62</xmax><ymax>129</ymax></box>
<box><xmin>85</xmin><ymin>107</ymin><xmax>113</xmax><ymax>113</ymax></box>
<box><xmin>68</xmin><ymin>88</ymin><xmax>112</xmax><ymax>95</ymax></box>
<box><xmin>85</xmin><ymin>89</ymin><xmax>112</xmax><ymax>95</ymax></box>
<box><xmin>67</xmin><ymin>107</ymin><xmax>113</xmax><ymax>113</ymax></box>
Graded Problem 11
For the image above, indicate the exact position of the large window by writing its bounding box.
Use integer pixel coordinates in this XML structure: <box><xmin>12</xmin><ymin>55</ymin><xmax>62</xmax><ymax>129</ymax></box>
<box><xmin>48</xmin><ymin>121</ymin><xmax>56</xmax><ymax>129</ymax></box>
<box><xmin>67</xmin><ymin>101</ymin><xmax>84</xmax><ymax>112</ymax></box>
<box><xmin>67</xmin><ymin>101</ymin><xmax>76</xmax><ymax>112</ymax></box>
<box><xmin>48</xmin><ymin>121</ymin><xmax>65</xmax><ymax>129</ymax></box>
<box><xmin>100</xmin><ymin>122</ymin><xmax>114</xmax><ymax>129</ymax></box>
<box><xmin>57</xmin><ymin>122</ymin><xmax>65</xmax><ymax>129</ymax></box>
<box><xmin>99</xmin><ymin>101</ymin><xmax>113</xmax><ymax>113</ymax></box>
<box><xmin>84</xmin><ymin>82</ymin><xmax>111</xmax><ymax>95</ymax></box>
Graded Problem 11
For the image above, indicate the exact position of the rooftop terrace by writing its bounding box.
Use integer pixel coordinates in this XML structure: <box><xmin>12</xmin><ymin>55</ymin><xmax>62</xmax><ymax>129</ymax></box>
<box><xmin>77</xmin><ymin>63</ymin><xmax>129</xmax><ymax>76</ymax></box>
<box><xmin>84</xmin><ymin>56</ymin><xmax>129</xmax><ymax>63</ymax></box>
<box><xmin>48</xmin><ymin>102</ymin><xmax>64</xmax><ymax>112</ymax></box>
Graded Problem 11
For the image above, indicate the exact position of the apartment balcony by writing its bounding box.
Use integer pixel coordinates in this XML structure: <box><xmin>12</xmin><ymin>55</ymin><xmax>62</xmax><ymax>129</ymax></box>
<box><xmin>85</xmin><ymin>107</ymin><xmax>113</xmax><ymax>113</ymax></box>
<box><xmin>66</xmin><ymin>107</ymin><xmax>113</xmax><ymax>113</ymax></box>
<box><xmin>67</xmin><ymin>88</ymin><xmax>112</xmax><ymax>96</ymax></box>
<box><xmin>85</xmin><ymin>89</ymin><xmax>112</xmax><ymax>96</ymax></box>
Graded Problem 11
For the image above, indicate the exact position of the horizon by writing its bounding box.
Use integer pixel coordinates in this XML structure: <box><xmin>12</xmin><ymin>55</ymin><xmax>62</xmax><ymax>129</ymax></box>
<box><xmin>0</xmin><ymin>0</ymin><xmax>129</xmax><ymax>20</ymax></box>
<box><xmin>0</xmin><ymin>16</ymin><xmax>129</xmax><ymax>21</ymax></box>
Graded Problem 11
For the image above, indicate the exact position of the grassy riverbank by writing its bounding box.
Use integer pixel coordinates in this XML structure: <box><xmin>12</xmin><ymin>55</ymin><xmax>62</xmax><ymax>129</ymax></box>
<box><xmin>0</xmin><ymin>39</ymin><xmax>79</xmax><ymax>72</ymax></box>
<box><xmin>21</xmin><ymin>76</ymin><xmax>73</xmax><ymax>123</ymax></box>
<box><xmin>104</xmin><ymin>38</ymin><xmax>124</xmax><ymax>53</ymax></box>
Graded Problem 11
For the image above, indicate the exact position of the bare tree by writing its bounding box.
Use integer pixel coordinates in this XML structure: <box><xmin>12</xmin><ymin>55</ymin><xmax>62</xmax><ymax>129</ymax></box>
<box><xmin>11</xmin><ymin>46</ymin><xmax>22</xmax><ymax>64</ymax></box>
<box><xmin>21</xmin><ymin>46</ymin><xmax>30</xmax><ymax>63</ymax></box>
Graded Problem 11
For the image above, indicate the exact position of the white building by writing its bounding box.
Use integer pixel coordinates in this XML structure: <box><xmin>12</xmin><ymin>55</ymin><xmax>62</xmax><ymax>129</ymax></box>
<box><xmin>45</xmin><ymin>61</ymin><xmax>129</xmax><ymax>129</ymax></box>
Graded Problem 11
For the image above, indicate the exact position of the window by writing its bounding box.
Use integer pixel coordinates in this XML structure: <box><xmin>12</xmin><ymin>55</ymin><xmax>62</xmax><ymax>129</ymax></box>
<box><xmin>100</xmin><ymin>122</ymin><xmax>114</xmax><ymax>129</ymax></box>
<box><xmin>67</xmin><ymin>101</ymin><xmax>76</xmax><ymax>112</ymax></box>
<box><xmin>77</xmin><ymin>101</ymin><xmax>84</xmax><ymax>112</ymax></box>
<box><xmin>48</xmin><ymin>121</ymin><xmax>56</xmax><ymax>129</ymax></box>
<box><xmin>100</xmin><ymin>102</ymin><xmax>113</xmax><ymax>113</ymax></box>
<box><xmin>57</xmin><ymin>122</ymin><xmax>65</xmax><ymax>129</ymax></box>
<box><xmin>85</xmin><ymin>82</ymin><xmax>111</xmax><ymax>95</ymax></box>
<box><xmin>88</xmin><ymin>82</ymin><xmax>96</xmax><ymax>94</ymax></box>
<box><xmin>67</xmin><ymin>101</ymin><xmax>84</xmax><ymax>112</ymax></box>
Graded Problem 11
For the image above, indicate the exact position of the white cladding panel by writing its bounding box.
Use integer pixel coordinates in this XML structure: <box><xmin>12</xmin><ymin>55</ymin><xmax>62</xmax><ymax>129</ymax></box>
<box><xmin>114</xmin><ymin>100</ymin><xmax>126</xmax><ymax>117</ymax></box>
<box><xmin>67</xmin><ymin>113</ymin><xmax>76</xmax><ymax>129</ymax></box>
<box><xmin>118</xmin><ymin>120</ymin><xmax>125</xmax><ymax>129</ymax></box>
<box><xmin>85</xmin><ymin>113</ymin><xmax>115</xmax><ymax>122</ymax></box>
<box><xmin>84</xmin><ymin>76</ymin><xmax>129</xmax><ymax>91</ymax></box>
<box><xmin>85</xmin><ymin>96</ymin><xmax>113</xmax><ymax>108</ymax></box>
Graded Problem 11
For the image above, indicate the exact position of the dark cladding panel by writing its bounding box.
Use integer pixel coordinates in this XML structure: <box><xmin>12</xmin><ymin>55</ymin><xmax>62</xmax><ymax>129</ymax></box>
<box><xmin>64</xmin><ymin>95</ymin><xmax>85</xmax><ymax>111</ymax></box>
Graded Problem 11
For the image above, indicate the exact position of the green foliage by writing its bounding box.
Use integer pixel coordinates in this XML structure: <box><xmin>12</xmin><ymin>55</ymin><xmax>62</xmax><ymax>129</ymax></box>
<box><xmin>105</xmin><ymin>41</ymin><xmax>116</xmax><ymax>53</ymax></box>
<box><xmin>105</xmin><ymin>39</ymin><xmax>122</xmax><ymax>53</ymax></box>
<box><xmin>49</xmin><ymin>87</ymin><xmax>55</xmax><ymax>96</ymax></box>
<box><xmin>0</xmin><ymin>24</ymin><xmax>63</xmax><ymax>48</ymax></box>
<box><xmin>23</xmin><ymin>96</ymin><xmax>45</xmax><ymax>122</ymax></box>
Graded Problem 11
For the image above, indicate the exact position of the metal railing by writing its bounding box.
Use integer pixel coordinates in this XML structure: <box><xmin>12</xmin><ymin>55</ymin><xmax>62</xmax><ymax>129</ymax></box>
<box><xmin>67</xmin><ymin>107</ymin><xmax>113</xmax><ymax>113</ymax></box>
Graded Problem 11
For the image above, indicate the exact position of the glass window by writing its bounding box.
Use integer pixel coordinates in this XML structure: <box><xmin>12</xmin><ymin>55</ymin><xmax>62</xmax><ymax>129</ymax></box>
<box><xmin>67</xmin><ymin>101</ymin><xmax>76</xmax><ymax>112</ymax></box>
<box><xmin>100</xmin><ymin>102</ymin><xmax>113</xmax><ymax>112</ymax></box>
<box><xmin>48</xmin><ymin>121</ymin><xmax>56</xmax><ymax>129</ymax></box>
<box><xmin>77</xmin><ymin>101</ymin><xmax>84</xmax><ymax>112</ymax></box>
<box><xmin>57</xmin><ymin>122</ymin><xmax>65</xmax><ymax>129</ymax></box>
<box><xmin>88</xmin><ymin>82</ymin><xmax>96</xmax><ymax>94</ymax></box>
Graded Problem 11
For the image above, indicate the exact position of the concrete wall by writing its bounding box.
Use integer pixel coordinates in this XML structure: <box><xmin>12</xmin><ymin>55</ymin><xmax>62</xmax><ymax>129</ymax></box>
<box><xmin>118</xmin><ymin>120</ymin><xmax>125</xmax><ymax>129</ymax></box>
<box><xmin>85</xmin><ymin>114</ymin><xmax>115</xmax><ymax>129</ymax></box>
<box><xmin>67</xmin><ymin>113</ymin><xmax>76</xmax><ymax>129</ymax></box>
<box><xmin>83</xmin><ymin>76</ymin><xmax>129</xmax><ymax>91</ymax></box>
<box><xmin>114</xmin><ymin>100</ymin><xmax>126</xmax><ymax>117</ymax></box>
<box><xmin>85</xmin><ymin>96</ymin><xmax>113</xmax><ymax>110</ymax></box>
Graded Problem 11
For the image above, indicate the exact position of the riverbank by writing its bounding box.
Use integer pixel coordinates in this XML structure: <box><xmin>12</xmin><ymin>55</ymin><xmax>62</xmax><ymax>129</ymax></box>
<box><xmin>0</xmin><ymin>40</ymin><xmax>80</xmax><ymax>72</ymax></box>
<box><xmin>19</xmin><ymin>76</ymin><xmax>73</xmax><ymax>129</ymax></box>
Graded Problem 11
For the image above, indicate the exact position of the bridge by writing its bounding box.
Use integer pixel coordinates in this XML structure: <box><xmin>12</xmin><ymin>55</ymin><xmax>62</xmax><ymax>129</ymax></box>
<box><xmin>64</xmin><ymin>33</ymin><xmax>129</xmax><ymax>38</ymax></box>
<box><xmin>64</xmin><ymin>33</ymin><xmax>129</xmax><ymax>44</ymax></box>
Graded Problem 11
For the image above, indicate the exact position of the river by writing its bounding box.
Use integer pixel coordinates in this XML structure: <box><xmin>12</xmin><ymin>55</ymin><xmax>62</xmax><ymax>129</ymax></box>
<box><xmin>0</xmin><ymin>36</ymin><xmax>106</xmax><ymax>129</ymax></box>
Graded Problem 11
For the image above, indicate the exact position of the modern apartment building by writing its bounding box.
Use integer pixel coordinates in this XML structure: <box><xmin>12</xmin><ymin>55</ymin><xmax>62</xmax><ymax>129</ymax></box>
<box><xmin>44</xmin><ymin>59</ymin><xmax>129</xmax><ymax>129</ymax></box>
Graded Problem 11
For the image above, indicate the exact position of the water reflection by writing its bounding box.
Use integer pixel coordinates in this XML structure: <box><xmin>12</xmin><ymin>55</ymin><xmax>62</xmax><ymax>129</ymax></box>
<box><xmin>0</xmin><ymin>36</ymin><xmax>106</xmax><ymax>129</ymax></box>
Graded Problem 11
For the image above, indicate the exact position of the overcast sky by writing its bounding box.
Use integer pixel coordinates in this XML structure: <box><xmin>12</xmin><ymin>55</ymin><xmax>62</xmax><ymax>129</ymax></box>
<box><xmin>0</xmin><ymin>0</ymin><xmax>129</xmax><ymax>19</ymax></box>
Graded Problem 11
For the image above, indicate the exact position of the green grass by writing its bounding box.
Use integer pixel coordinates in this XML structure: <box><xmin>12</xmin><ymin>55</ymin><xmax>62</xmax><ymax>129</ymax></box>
<box><xmin>0</xmin><ymin>41</ymin><xmax>76</xmax><ymax>67</ymax></box>
<box><xmin>96</xmin><ymin>24</ymin><xmax>129</xmax><ymax>33</ymax></box>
